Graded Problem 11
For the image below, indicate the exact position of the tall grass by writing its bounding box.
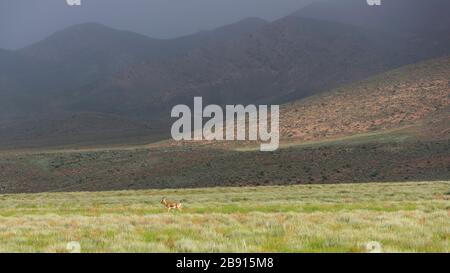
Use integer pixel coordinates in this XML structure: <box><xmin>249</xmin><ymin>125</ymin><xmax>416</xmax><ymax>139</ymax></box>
<box><xmin>0</xmin><ymin>182</ymin><xmax>448</xmax><ymax>252</ymax></box>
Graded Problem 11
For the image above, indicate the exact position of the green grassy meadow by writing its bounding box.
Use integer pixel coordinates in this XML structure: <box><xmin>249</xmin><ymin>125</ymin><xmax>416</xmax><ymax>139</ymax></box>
<box><xmin>0</xmin><ymin>181</ymin><xmax>448</xmax><ymax>253</ymax></box>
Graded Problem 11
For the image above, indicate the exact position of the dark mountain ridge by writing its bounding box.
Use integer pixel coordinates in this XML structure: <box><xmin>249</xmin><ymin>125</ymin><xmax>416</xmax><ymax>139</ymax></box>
<box><xmin>294</xmin><ymin>0</ymin><xmax>450</xmax><ymax>33</ymax></box>
<box><xmin>294</xmin><ymin>0</ymin><xmax>450</xmax><ymax>58</ymax></box>
<box><xmin>1</xmin><ymin>0</ymin><xmax>449</xmax><ymax>149</ymax></box>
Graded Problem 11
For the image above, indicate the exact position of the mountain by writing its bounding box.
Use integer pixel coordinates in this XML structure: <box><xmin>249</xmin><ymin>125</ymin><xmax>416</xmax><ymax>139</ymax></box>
<box><xmin>12</xmin><ymin>19</ymin><xmax>267</xmax><ymax>105</ymax></box>
<box><xmin>95</xmin><ymin>16</ymin><xmax>410</xmax><ymax>118</ymax></box>
<box><xmin>294</xmin><ymin>0</ymin><xmax>450</xmax><ymax>33</ymax></box>
<box><xmin>19</xmin><ymin>23</ymin><xmax>171</xmax><ymax>88</ymax></box>
<box><xmin>294</xmin><ymin>0</ymin><xmax>450</xmax><ymax>58</ymax></box>
<box><xmin>1</xmin><ymin>3</ymin><xmax>449</xmax><ymax>192</ymax></box>
<box><xmin>166</xmin><ymin>17</ymin><xmax>268</xmax><ymax>54</ymax></box>
<box><xmin>9</xmin><ymin>19</ymin><xmax>268</xmax><ymax>110</ymax></box>
<box><xmin>0</xmin><ymin>19</ymin><xmax>270</xmax><ymax>148</ymax></box>
<box><xmin>20</xmin><ymin>19</ymin><xmax>268</xmax><ymax>73</ymax></box>
<box><xmin>21</xmin><ymin>22</ymin><xmax>165</xmax><ymax>63</ymax></box>
<box><xmin>4</xmin><ymin>16</ymin><xmax>408</xmax><ymax>118</ymax></box>
<box><xmin>1</xmin><ymin>5</ymin><xmax>449</xmax><ymax>149</ymax></box>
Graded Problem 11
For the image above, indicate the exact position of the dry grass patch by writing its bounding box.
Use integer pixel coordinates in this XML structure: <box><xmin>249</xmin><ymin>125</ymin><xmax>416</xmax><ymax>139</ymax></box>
<box><xmin>0</xmin><ymin>181</ymin><xmax>448</xmax><ymax>252</ymax></box>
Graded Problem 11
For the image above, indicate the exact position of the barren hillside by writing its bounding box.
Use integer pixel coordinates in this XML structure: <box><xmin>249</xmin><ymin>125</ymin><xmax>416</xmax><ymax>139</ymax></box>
<box><xmin>280</xmin><ymin>57</ymin><xmax>450</xmax><ymax>142</ymax></box>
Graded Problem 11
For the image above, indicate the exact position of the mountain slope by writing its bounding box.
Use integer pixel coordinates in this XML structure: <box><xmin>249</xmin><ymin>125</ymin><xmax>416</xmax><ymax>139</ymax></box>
<box><xmin>1</xmin><ymin>11</ymin><xmax>447</xmax><ymax>149</ymax></box>
<box><xmin>21</xmin><ymin>23</ymin><xmax>164</xmax><ymax>62</ymax></box>
<box><xmin>294</xmin><ymin>0</ymin><xmax>450</xmax><ymax>59</ymax></box>
<box><xmin>20</xmin><ymin>19</ymin><xmax>268</xmax><ymax>75</ymax></box>
<box><xmin>19</xmin><ymin>23</ymin><xmax>170</xmax><ymax>88</ymax></box>
<box><xmin>99</xmin><ymin>16</ymin><xmax>409</xmax><ymax>118</ymax></box>
<box><xmin>167</xmin><ymin>17</ymin><xmax>268</xmax><ymax>54</ymax></box>
<box><xmin>294</xmin><ymin>0</ymin><xmax>450</xmax><ymax>33</ymax></box>
<box><xmin>280</xmin><ymin>56</ymin><xmax>450</xmax><ymax>143</ymax></box>
<box><xmin>0</xmin><ymin>58</ymin><xmax>449</xmax><ymax>192</ymax></box>
<box><xmin>4</xmin><ymin>19</ymin><xmax>269</xmax><ymax>117</ymax></box>
<box><xmin>4</xmin><ymin>16</ymin><xmax>410</xmax><ymax>124</ymax></box>
<box><xmin>0</xmin><ymin>49</ymin><xmax>71</xmax><ymax>118</ymax></box>
<box><xmin>159</xmin><ymin>56</ymin><xmax>450</xmax><ymax>150</ymax></box>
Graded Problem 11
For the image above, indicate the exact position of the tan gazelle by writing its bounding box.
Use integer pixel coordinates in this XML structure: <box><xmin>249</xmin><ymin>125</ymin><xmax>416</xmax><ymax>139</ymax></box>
<box><xmin>160</xmin><ymin>197</ymin><xmax>182</xmax><ymax>212</ymax></box>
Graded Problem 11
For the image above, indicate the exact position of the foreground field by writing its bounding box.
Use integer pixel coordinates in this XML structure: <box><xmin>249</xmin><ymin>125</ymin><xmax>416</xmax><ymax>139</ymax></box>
<box><xmin>0</xmin><ymin>182</ymin><xmax>449</xmax><ymax>253</ymax></box>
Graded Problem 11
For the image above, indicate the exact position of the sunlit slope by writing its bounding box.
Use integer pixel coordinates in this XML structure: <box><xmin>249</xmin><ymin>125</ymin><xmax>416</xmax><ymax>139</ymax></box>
<box><xmin>280</xmin><ymin>56</ymin><xmax>450</xmax><ymax>143</ymax></box>
<box><xmin>164</xmin><ymin>56</ymin><xmax>450</xmax><ymax>150</ymax></box>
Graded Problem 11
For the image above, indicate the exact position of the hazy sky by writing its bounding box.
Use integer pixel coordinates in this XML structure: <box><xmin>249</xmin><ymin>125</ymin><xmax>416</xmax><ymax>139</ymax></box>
<box><xmin>0</xmin><ymin>0</ymin><xmax>317</xmax><ymax>50</ymax></box>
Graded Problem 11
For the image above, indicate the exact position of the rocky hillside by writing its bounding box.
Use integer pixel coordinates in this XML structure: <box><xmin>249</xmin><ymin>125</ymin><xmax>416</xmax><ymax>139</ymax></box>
<box><xmin>280</xmin><ymin>56</ymin><xmax>450</xmax><ymax>142</ymax></box>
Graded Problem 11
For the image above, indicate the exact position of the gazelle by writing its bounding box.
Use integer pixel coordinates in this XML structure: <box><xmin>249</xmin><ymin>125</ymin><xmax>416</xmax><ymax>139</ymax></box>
<box><xmin>161</xmin><ymin>197</ymin><xmax>182</xmax><ymax>212</ymax></box>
